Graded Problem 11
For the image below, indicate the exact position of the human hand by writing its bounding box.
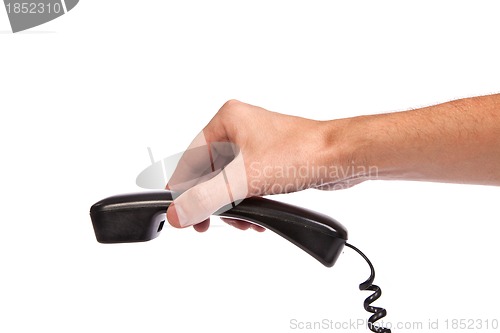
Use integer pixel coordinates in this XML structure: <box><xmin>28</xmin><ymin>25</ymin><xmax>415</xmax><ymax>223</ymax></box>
<box><xmin>167</xmin><ymin>94</ymin><xmax>500</xmax><ymax>232</ymax></box>
<box><xmin>166</xmin><ymin>100</ymin><xmax>367</xmax><ymax>232</ymax></box>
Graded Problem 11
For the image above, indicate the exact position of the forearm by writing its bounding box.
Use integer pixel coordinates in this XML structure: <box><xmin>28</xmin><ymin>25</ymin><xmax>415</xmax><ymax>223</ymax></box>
<box><xmin>326</xmin><ymin>94</ymin><xmax>500</xmax><ymax>186</ymax></box>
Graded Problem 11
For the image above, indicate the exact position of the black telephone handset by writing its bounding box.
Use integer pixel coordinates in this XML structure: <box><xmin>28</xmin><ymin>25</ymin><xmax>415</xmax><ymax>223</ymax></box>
<box><xmin>90</xmin><ymin>191</ymin><xmax>390</xmax><ymax>333</ymax></box>
<box><xmin>90</xmin><ymin>190</ymin><xmax>347</xmax><ymax>267</ymax></box>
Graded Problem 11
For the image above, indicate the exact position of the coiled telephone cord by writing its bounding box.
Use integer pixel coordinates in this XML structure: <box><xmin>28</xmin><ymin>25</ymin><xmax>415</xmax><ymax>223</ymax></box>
<box><xmin>345</xmin><ymin>243</ymin><xmax>391</xmax><ymax>333</ymax></box>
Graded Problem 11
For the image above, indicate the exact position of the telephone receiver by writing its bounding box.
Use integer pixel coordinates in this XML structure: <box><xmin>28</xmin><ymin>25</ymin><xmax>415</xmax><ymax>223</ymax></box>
<box><xmin>90</xmin><ymin>191</ymin><xmax>391</xmax><ymax>333</ymax></box>
<box><xmin>90</xmin><ymin>190</ymin><xmax>348</xmax><ymax>267</ymax></box>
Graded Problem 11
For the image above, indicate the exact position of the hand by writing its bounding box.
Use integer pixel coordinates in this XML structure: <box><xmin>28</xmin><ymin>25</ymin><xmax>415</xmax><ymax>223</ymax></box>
<box><xmin>166</xmin><ymin>94</ymin><xmax>500</xmax><ymax>232</ymax></box>
<box><xmin>166</xmin><ymin>100</ymin><xmax>364</xmax><ymax>231</ymax></box>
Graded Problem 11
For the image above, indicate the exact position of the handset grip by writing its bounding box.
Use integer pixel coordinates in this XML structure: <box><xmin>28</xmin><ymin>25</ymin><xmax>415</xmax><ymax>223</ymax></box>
<box><xmin>90</xmin><ymin>191</ymin><xmax>347</xmax><ymax>267</ymax></box>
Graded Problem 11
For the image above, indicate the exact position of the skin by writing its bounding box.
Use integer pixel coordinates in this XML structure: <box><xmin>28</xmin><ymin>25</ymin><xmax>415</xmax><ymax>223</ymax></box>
<box><xmin>166</xmin><ymin>94</ymin><xmax>500</xmax><ymax>232</ymax></box>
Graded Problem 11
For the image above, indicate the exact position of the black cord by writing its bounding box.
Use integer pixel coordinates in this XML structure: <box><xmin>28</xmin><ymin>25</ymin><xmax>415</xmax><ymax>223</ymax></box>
<box><xmin>345</xmin><ymin>242</ymin><xmax>391</xmax><ymax>333</ymax></box>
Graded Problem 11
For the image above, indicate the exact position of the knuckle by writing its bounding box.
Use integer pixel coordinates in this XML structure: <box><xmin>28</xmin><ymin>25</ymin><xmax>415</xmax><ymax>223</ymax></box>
<box><xmin>214</xmin><ymin>100</ymin><xmax>246</xmax><ymax>135</ymax></box>
<box><xmin>221</xmin><ymin>99</ymin><xmax>242</xmax><ymax>110</ymax></box>
<box><xmin>219</xmin><ymin>99</ymin><xmax>243</xmax><ymax>117</ymax></box>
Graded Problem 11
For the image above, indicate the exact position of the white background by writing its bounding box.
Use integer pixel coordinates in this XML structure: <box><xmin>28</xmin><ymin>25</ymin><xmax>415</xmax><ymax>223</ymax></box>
<box><xmin>1</xmin><ymin>1</ymin><xmax>500</xmax><ymax>332</ymax></box>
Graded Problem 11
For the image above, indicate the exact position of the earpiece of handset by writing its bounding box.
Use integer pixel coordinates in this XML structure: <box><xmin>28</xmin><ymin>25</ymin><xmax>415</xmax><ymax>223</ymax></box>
<box><xmin>90</xmin><ymin>191</ymin><xmax>348</xmax><ymax>267</ymax></box>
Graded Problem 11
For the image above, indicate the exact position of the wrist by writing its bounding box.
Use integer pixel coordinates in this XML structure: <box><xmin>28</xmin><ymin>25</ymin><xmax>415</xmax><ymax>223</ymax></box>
<box><xmin>317</xmin><ymin>116</ymin><xmax>379</xmax><ymax>184</ymax></box>
<box><xmin>318</xmin><ymin>117</ymin><xmax>370</xmax><ymax>185</ymax></box>
<box><xmin>322</xmin><ymin>111</ymin><xmax>437</xmax><ymax>184</ymax></box>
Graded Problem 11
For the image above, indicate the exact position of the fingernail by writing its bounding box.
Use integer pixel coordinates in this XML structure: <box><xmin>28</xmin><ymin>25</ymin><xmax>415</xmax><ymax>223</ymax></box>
<box><xmin>166</xmin><ymin>204</ymin><xmax>178</xmax><ymax>227</ymax></box>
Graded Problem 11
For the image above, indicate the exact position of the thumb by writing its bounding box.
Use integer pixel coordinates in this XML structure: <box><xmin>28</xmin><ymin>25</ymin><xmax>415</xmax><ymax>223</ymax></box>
<box><xmin>166</xmin><ymin>170</ymin><xmax>232</xmax><ymax>228</ymax></box>
<box><xmin>167</xmin><ymin>154</ymin><xmax>248</xmax><ymax>228</ymax></box>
